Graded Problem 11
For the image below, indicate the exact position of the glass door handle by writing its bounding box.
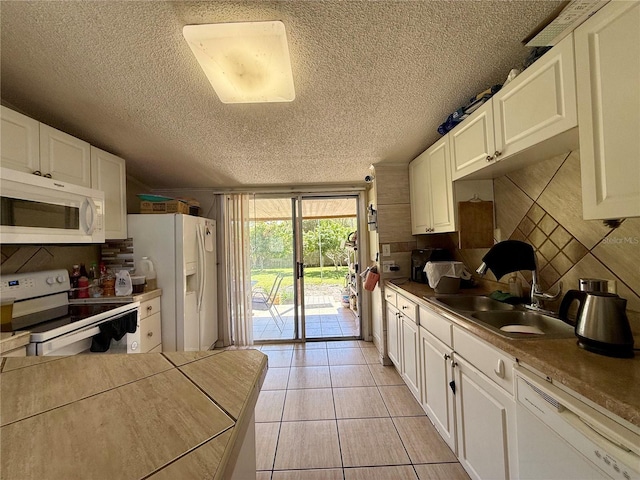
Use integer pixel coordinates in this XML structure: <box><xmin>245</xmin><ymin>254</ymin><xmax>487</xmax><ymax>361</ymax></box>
<box><xmin>296</xmin><ymin>262</ymin><xmax>305</xmax><ymax>279</ymax></box>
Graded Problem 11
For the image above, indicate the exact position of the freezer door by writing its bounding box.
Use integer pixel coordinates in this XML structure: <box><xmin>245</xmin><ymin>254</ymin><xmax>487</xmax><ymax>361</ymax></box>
<box><xmin>198</xmin><ymin>219</ymin><xmax>218</xmax><ymax>350</ymax></box>
<box><xmin>178</xmin><ymin>214</ymin><xmax>199</xmax><ymax>275</ymax></box>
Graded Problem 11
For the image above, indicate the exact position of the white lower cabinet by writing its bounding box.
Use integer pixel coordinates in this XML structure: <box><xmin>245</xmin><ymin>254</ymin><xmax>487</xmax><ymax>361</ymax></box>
<box><xmin>386</xmin><ymin>303</ymin><xmax>401</xmax><ymax>369</ymax></box>
<box><xmin>138</xmin><ymin>296</ymin><xmax>162</xmax><ymax>353</ymax></box>
<box><xmin>401</xmin><ymin>316</ymin><xmax>420</xmax><ymax>400</ymax></box>
<box><xmin>453</xmin><ymin>354</ymin><xmax>517</xmax><ymax>480</ymax></box>
<box><xmin>419</xmin><ymin>325</ymin><xmax>456</xmax><ymax>452</ymax></box>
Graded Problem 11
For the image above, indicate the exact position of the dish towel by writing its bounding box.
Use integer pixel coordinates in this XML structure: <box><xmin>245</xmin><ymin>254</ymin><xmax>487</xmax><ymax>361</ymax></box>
<box><xmin>90</xmin><ymin>312</ymin><xmax>138</xmax><ymax>352</ymax></box>
<box><xmin>482</xmin><ymin>240</ymin><xmax>536</xmax><ymax>280</ymax></box>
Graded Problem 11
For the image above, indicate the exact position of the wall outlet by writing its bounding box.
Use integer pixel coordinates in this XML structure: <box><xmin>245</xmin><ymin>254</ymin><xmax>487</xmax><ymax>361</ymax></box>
<box><xmin>382</xmin><ymin>261</ymin><xmax>395</xmax><ymax>273</ymax></box>
<box><xmin>382</xmin><ymin>244</ymin><xmax>391</xmax><ymax>256</ymax></box>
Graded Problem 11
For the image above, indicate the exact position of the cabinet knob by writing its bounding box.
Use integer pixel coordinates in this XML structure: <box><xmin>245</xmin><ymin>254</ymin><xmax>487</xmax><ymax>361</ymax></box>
<box><xmin>494</xmin><ymin>150</ymin><xmax>502</xmax><ymax>158</ymax></box>
<box><xmin>33</xmin><ymin>170</ymin><xmax>42</xmax><ymax>176</ymax></box>
<box><xmin>494</xmin><ymin>359</ymin><xmax>505</xmax><ymax>378</ymax></box>
<box><xmin>451</xmin><ymin>360</ymin><xmax>458</xmax><ymax>368</ymax></box>
<box><xmin>44</xmin><ymin>173</ymin><xmax>52</xmax><ymax>179</ymax></box>
<box><xmin>147</xmin><ymin>305</ymin><xmax>153</xmax><ymax>312</ymax></box>
<box><xmin>486</xmin><ymin>155</ymin><xmax>494</xmax><ymax>162</ymax></box>
<box><xmin>402</xmin><ymin>305</ymin><xmax>408</xmax><ymax>310</ymax></box>
<box><xmin>444</xmin><ymin>353</ymin><xmax>450</xmax><ymax>360</ymax></box>
<box><xmin>147</xmin><ymin>331</ymin><xmax>153</xmax><ymax>337</ymax></box>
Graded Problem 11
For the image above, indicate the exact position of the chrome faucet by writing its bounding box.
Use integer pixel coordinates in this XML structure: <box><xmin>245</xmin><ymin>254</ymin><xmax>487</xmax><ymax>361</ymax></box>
<box><xmin>475</xmin><ymin>240</ymin><xmax>563</xmax><ymax>314</ymax></box>
<box><xmin>528</xmin><ymin>264</ymin><xmax>563</xmax><ymax>314</ymax></box>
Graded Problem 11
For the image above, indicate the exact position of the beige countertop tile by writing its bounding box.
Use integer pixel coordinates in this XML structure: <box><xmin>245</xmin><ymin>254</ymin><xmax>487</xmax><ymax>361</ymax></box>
<box><xmin>0</xmin><ymin>350</ymin><xmax>267</xmax><ymax>479</ymax></box>
<box><xmin>1</xmin><ymin>353</ymin><xmax>173</xmax><ymax>425</ymax></box>
<box><xmin>387</xmin><ymin>280</ymin><xmax>640</xmax><ymax>430</ymax></box>
<box><xmin>179</xmin><ymin>349</ymin><xmax>267</xmax><ymax>420</ymax></box>
<box><xmin>0</xmin><ymin>331</ymin><xmax>31</xmax><ymax>355</ymax></box>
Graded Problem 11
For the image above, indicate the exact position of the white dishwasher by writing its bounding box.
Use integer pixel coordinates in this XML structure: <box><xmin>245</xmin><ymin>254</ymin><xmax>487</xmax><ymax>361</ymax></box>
<box><xmin>515</xmin><ymin>367</ymin><xmax>640</xmax><ymax>480</ymax></box>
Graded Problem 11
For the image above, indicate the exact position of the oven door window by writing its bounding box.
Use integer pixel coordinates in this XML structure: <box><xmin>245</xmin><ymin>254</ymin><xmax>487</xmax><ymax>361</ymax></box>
<box><xmin>1</xmin><ymin>196</ymin><xmax>80</xmax><ymax>229</ymax></box>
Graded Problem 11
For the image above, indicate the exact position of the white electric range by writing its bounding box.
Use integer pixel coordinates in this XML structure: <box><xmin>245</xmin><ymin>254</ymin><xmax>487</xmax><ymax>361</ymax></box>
<box><xmin>1</xmin><ymin>269</ymin><xmax>140</xmax><ymax>356</ymax></box>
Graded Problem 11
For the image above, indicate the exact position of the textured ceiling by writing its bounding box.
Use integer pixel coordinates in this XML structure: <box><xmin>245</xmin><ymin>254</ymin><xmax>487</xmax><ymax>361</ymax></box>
<box><xmin>0</xmin><ymin>1</ymin><xmax>564</xmax><ymax>189</ymax></box>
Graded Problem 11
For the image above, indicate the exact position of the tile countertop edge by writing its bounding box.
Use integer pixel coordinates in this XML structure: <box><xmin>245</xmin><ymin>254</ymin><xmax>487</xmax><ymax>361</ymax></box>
<box><xmin>0</xmin><ymin>350</ymin><xmax>268</xmax><ymax>479</ymax></box>
<box><xmin>214</xmin><ymin>351</ymin><xmax>268</xmax><ymax>480</ymax></box>
<box><xmin>0</xmin><ymin>331</ymin><xmax>31</xmax><ymax>354</ymax></box>
<box><xmin>385</xmin><ymin>280</ymin><xmax>640</xmax><ymax>431</ymax></box>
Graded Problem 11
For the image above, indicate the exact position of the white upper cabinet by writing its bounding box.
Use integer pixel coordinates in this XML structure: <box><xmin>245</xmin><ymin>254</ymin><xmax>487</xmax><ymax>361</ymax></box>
<box><xmin>575</xmin><ymin>0</ymin><xmax>640</xmax><ymax>220</ymax></box>
<box><xmin>409</xmin><ymin>149</ymin><xmax>432</xmax><ymax>234</ymax></box>
<box><xmin>39</xmin><ymin>123</ymin><xmax>91</xmax><ymax>187</ymax></box>
<box><xmin>450</xmin><ymin>101</ymin><xmax>496</xmax><ymax>180</ymax></box>
<box><xmin>410</xmin><ymin>136</ymin><xmax>456</xmax><ymax>234</ymax></box>
<box><xmin>91</xmin><ymin>146</ymin><xmax>128</xmax><ymax>239</ymax></box>
<box><xmin>1</xmin><ymin>106</ymin><xmax>40</xmax><ymax>173</ymax></box>
<box><xmin>450</xmin><ymin>33</ymin><xmax>578</xmax><ymax>181</ymax></box>
<box><xmin>492</xmin><ymin>32</ymin><xmax>577</xmax><ymax>163</ymax></box>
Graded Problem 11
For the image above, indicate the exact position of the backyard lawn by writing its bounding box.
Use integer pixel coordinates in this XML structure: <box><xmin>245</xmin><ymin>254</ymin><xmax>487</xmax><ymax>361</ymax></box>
<box><xmin>251</xmin><ymin>266</ymin><xmax>349</xmax><ymax>303</ymax></box>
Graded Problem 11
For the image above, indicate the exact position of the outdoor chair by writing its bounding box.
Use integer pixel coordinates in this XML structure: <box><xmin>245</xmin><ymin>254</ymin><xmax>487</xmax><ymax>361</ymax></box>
<box><xmin>252</xmin><ymin>273</ymin><xmax>285</xmax><ymax>332</ymax></box>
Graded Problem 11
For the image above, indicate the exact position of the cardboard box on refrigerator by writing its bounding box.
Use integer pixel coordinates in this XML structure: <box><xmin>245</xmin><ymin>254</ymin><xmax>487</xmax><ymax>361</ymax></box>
<box><xmin>140</xmin><ymin>200</ymin><xmax>189</xmax><ymax>214</ymax></box>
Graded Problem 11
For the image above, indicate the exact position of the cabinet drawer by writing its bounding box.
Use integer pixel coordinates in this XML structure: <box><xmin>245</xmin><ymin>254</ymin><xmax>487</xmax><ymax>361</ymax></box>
<box><xmin>453</xmin><ymin>326</ymin><xmax>514</xmax><ymax>394</ymax></box>
<box><xmin>398</xmin><ymin>295</ymin><xmax>418</xmax><ymax>324</ymax></box>
<box><xmin>139</xmin><ymin>312</ymin><xmax>161</xmax><ymax>353</ymax></box>
<box><xmin>419</xmin><ymin>305</ymin><xmax>452</xmax><ymax>347</ymax></box>
<box><xmin>384</xmin><ymin>290</ymin><xmax>397</xmax><ymax>307</ymax></box>
<box><xmin>139</xmin><ymin>297</ymin><xmax>161</xmax><ymax>320</ymax></box>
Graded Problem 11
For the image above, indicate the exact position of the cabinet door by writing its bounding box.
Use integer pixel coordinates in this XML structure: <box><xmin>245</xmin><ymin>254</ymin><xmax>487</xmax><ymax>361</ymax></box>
<box><xmin>493</xmin><ymin>33</ymin><xmax>577</xmax><ymax>161</ymax></box>
<box><xmin>575</xmin><ymin>0</ymin><xmax>640</xmax><ymax>219</ymax></box>
<box><xmin>1</xmin><ymin>106</ymin><xmax>40</xmax><ymax>173</ymax></box>
<box><xmin>450</xmin><ymin>101</ymin><xmax>496</xmax><ymax>180</ymax></box>
<box><xmin>454</xmin><ymin>356</ymin><xmax>517</xmax><ymax>480</ymax></box>
<box><xmin>419</xmin><ymin>327</ymin><xmax>455</xmax><ymax>452</ymax></box>
<box><xmin>428</xmin><ymin>137</ymin><xmax>456</xmax><ymax>233</ymax></box>
<box><xmin>386</xmin><ymin>304</ymin><xmax>401</xmax><ymax>369</ymax></box>
<box><xmin>409</xmin><ymin>149</ymin><xmax>432</xmax><ymax>234</ymax></box>
<box><xmin>91</xmin><ymin>146</ymin><xmax>127</xmax><ymax>239</ymax></box>
<box><xmin>401</xmin><ymin>317</ymin><xmax>420</xmax><ymax>400</ymax></box>
<box><xmin>39</xmin><ymin>123</ymin><xmax>91</xmax><ymax>187</ymax></box>
<box><xmin>139</xmin><ymin>311</ymin><xmax>162</xmax><ymax>353</ymax></box>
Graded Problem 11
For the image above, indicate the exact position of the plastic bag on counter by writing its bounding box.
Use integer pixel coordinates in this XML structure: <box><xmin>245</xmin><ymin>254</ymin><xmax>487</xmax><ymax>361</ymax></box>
<box><xmin>115</xmin><ymin>270</ymin><xmax>133</xmax><ymax>296</ymax></box>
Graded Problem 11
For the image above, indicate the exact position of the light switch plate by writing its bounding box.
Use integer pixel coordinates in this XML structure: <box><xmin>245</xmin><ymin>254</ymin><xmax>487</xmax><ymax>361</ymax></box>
<box><xmin>382</xmin><ymin>244</ymin><xmax>391</xmax><ymax>256</ymax></box>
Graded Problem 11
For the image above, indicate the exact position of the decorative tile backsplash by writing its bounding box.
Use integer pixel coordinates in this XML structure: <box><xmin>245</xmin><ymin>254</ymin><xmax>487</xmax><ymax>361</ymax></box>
<box><xmin>457</xmin><ymin>150</ymin><xmax>640</xmax><ymax>313</ymax></box>
<box><xmin>0</xmin><ymin>245</ymin><xmax>100</xmax><ymax>275</ymax></box>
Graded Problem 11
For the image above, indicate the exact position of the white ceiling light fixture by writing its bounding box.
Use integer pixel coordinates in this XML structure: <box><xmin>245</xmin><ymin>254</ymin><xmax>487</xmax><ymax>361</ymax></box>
<box><xmin>183</xmin><ymin>21</ymin><xmax>295</xmax><ymax>104</ymax></box>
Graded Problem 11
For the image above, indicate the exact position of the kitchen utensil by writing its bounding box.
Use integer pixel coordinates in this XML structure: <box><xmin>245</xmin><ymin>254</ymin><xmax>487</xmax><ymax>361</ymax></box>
<box><xmin>559</xmin><ymin>290</ymin><xmax>634</xmax><ymax>358</ymax></box>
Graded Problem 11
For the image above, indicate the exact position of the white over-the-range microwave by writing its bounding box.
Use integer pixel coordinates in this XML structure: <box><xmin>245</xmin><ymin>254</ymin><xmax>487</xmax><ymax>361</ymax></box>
<box><xmin>0</xmin><ymin>167</ymin><xmax>105</xmax><ymax>244</ymax></box>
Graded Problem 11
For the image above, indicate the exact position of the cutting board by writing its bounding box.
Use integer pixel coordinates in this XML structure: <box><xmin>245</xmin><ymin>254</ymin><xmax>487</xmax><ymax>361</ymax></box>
<box><xmin>458</xmin><ymin>200</ymin><xmax>494</xmax><ymax>249</ymax></box>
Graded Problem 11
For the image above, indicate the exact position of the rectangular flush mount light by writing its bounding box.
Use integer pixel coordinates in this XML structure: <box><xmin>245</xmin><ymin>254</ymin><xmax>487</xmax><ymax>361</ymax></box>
<box><xmin>183</xmin><ymin>21</ymin><xmax>295</xmax><ymax>104</ymax></box>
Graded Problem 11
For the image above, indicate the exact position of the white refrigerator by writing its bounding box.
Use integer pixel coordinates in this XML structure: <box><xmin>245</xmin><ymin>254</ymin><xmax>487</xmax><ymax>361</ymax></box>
<box><xmin>127</xmin><ymin>214</ymin><xmax>217</xmax><ymax>352</ymax></box>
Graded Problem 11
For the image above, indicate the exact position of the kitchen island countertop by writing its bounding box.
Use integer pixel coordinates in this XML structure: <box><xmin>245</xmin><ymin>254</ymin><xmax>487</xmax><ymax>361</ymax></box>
<box><xmin>387</xmin><ymin>279</ymin><xmax>640</xmax><ymax>430</ymax></box>
<box><xmin>0</xmin><ymin>349</ymin><xmax>267</xmax><ymax>479</ymax></box>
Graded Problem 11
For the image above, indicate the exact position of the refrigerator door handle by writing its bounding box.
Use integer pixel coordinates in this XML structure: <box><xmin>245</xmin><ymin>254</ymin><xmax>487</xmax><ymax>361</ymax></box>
<box><xmin>196</xmin><ymin>223</ymin><xmax>206</xmax><ymax>313</ymax></box>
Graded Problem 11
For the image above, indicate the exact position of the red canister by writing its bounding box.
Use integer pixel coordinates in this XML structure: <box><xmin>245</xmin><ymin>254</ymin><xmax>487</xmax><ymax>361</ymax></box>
<box><xmin>77</xmin><ymin>276</ymin><xmax>90</xmax><ymax>298</ymax></box>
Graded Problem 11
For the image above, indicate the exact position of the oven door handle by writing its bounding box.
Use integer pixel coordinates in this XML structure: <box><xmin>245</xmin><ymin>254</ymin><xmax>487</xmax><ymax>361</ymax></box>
<box><xmin>40</xmin><ymin>325</ymin><xmax>101</xmax><ymax>355</ymax></box>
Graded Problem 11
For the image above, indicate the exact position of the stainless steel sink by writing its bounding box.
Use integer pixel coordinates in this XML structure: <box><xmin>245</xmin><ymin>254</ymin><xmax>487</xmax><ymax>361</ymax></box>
<box><xmin>470</xmin><ymin>311</ymin><xmax>575</xmax><ymax>339</ymax></box>
<box><xmin>434</xmin><ymin>295</ymin><xmax>515</xmax><ymax>312</ymax></box>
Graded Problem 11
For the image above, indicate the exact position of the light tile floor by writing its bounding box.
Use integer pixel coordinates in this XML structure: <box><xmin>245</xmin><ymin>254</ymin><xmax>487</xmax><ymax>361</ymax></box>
<box><xmin>254</xmin><ymin>341</ymin><xmax>470</xmax><ymax>480</ymax></box>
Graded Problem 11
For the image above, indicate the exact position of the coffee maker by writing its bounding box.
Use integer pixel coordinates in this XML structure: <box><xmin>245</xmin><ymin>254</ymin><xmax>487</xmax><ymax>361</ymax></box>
<box><xmin>411</xmin><ymin>249</ymin><xmax>452</xmax><ymax>283</ymax></box>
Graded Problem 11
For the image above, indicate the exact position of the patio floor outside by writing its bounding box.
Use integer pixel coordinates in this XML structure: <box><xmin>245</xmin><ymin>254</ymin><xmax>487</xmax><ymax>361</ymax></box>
<box><xmin>253</xmin><ymin>283</ymin><xmax>359</xmax><ymax>341</ymax></box>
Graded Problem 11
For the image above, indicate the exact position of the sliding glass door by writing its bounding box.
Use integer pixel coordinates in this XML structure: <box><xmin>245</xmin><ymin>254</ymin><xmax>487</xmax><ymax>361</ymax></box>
<box><xmin>249</xmin><ymin>194</ymin><xmax>360</xmax><ymax>342</ymax></box>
